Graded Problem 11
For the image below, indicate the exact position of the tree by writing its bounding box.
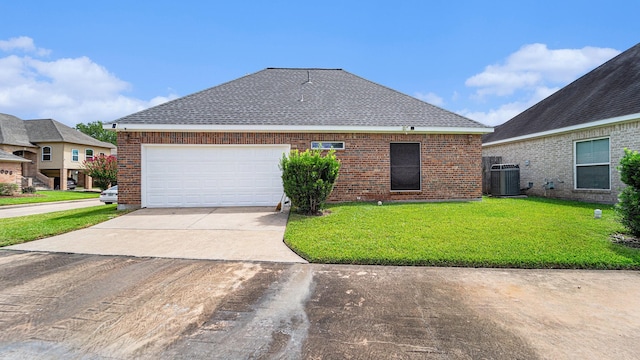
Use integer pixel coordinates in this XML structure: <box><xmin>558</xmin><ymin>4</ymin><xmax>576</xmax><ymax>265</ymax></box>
<box><xmin>75</xmin><ymin>121</ymin><xmax>117</xmax><ymax>145</ymax></box>
<box><xmin>616</xmin><ymin>148</ymin><xmax>640</xmax><ymax>237</ymax></box>
<box><xmin>279</xmin><ymin>149</ymin><xmax>341</xmax><ymax>215</ymax></box>
<box><xmin>83</xmin><ymin>155</ymin><xmax>117</xmax><ymax>190</ymax></box>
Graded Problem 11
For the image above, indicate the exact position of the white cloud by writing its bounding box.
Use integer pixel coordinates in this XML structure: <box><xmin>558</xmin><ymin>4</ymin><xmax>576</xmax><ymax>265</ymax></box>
<box><xmin>460</xmin><ymin>85</ymin><xmax>560</xmax><ymax>126</ymax></box>
<box><xmin>461</xmin><ymin>102</ymin><xmax>532</xmax><ymax>127</ymax></box>
<box><xmin>0</xmin><ymin>36</ymin><xmax>177</xmax><ymax>126</ymax></box>
<box><xmin>414</xmin><ymin>91</ymin><xmax>444</xmax><ymax>106</ymax></box>
<box><xmin>462</xmin><ymin>43</ymin><xmax>620</xmax><ymax>125</ymax></box>
<box><xmin>0</xmin><ymin>36</ymin><xmax>51</xmax><ymax>56</ymax></box>
<box><xmin>465</xmin><ymin>43</ymin><xmax>620</xmax><ymax>98</ymax></box>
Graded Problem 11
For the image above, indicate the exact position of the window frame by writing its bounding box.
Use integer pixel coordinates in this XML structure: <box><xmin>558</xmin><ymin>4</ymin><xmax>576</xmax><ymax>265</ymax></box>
<box><xmin>310</xmin><ymin>141</ymin><xmax>345</xmax><ymax>150</ymax></box>
<box><xmin>71</xmin><ymin>149</ymin><xmax>79</xmax><ymax>162</ymax></box>
<box><xmin>42</xmin><ymin>146</ymin><xmax>52</xmax><ymax>162</ymax></box>
<box><xmin>390</xmin><ymin>142</ymin><xmax>422</xmax><ymax>192</ymax></box>
<box><xmin>85</xmin><ymin>148</ymin><xmax>94</xmax><ymax>161</ymax></box>
<box><xmin>573</xmin><ymin>137</ymin><xmax>611</xmax><ymax>190</ymax></box>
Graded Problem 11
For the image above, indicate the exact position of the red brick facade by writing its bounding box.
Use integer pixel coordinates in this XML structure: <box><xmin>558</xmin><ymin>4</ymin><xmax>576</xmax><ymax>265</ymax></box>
<box><xmin>117</xmin><ymin>131</ymin><xmax>483</xmax><ymax>207</ymax></box>
<box><xmin>0</xmin><ymin>162</ymin><xmax>23</xmax><ymax>192</ymax></box>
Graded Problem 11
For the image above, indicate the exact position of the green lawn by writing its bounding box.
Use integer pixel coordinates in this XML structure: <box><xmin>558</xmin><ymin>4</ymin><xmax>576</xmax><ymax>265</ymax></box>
<box><xmin>0</xmin><ymin>190</ymin><xmax>99</xmax><ymax>206</ymax></box>
<box><xmin>0</xmin><ymin>205</ymin><xmax>122</xmax><ymax>247</ymax></box>
<box><xmin>284</xmin><ymin>197</ymin><xmax>640</xmax><ymax>269</ymax></box>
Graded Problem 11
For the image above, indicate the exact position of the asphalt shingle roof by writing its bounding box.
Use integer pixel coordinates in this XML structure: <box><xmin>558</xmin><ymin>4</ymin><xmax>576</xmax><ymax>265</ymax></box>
<box><xmin>483</xmin><ymin>43</ymin><xmax>640</xmax><ymax>144</ymax></box>
<box><xmin>1</xmin><ymin>114</ymin><xmax>115</xmax><ymax>149</ymax></box>
<box><xmin>24</xmin><ymin>119</ymin><xmax>116</xmax><ymax>149</ymax></box>
<box><xmin>0</xmin><ymin>149</ymin><xmax>30</xmax><ymax>162</ymax></box>
<box><xmin>112</xmin><ymin>68</ymin><xmax>488</xmax><ymax>129</ymax></box>
<box><xmin>0</xmin><ymin>113</ymin><xmax>36</xmax><ymax>147</ymax></box>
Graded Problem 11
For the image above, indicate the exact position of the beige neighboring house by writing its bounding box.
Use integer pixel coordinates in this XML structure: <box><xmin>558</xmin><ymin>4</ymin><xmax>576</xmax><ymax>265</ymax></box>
<box><xmin>0</xmin><ymin>113</ymin><xmax>116</xmax><ymax>191</ymax></box>
<box><xmin>482</xmin><ymin>43</ymin><xmax>640</xmax><ymax>204</ymax></box>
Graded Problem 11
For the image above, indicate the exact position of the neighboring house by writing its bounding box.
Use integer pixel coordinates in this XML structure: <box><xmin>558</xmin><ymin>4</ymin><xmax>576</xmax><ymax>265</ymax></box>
<box><xmin>0</xmin><ymin>149</ymin><xmax>31</xmax><ymax>192</ymax></box>
<box><xmin>107</xmin><ymin>68</ymin><xmax>493</xmax><ymax>210</ymax></box>
<box><xmin>0</xmin><ymin>113</ymin><xmax>116</xmax><ymax>191</ymax></box>
<box><xmin>482</xmin><ymin>43</ymin><xmax>640</xmax><ymax>204</ymax></box>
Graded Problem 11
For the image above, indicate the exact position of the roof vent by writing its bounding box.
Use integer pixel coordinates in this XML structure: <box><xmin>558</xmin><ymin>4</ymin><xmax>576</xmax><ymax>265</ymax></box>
<box><xmin>301</xmin><ymin>70</ymin><xmax>312</xmax><ymax>85</ymax></box>
<box><xmin>300</xmin><ymin>70</ymin><xmax>312</xmax><ymax>102</ymax></box>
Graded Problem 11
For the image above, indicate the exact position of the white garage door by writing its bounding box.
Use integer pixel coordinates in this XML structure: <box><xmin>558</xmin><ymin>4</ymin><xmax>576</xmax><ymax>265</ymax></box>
<box><xmin>142</xmin><ymin>145</ymin><xmax>290</xmax><ymax>208</ymax></box>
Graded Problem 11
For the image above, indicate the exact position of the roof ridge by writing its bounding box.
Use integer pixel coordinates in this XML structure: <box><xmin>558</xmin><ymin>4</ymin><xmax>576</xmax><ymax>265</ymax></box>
<box><xmin>266</xmin><ymin>67</ymin><xmax>343</xmax><ymax>70</ymax></box>
<box><xmin>50</xmin><ymin>119</ymin><xmax>67</xmax><ymax>140</ymax></box>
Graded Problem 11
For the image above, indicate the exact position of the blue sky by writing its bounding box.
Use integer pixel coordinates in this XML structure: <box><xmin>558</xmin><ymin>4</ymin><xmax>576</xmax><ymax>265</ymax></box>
<box><xmin>1</xmin><ymin>1</ymin><xmax>638</xmax><ymax>127</ymax></box>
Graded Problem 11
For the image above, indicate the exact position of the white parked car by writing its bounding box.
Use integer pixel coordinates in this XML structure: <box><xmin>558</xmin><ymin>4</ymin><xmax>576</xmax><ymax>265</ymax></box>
<box><xmin>99</xmin><ymin>185</ymin><xmax>118</xmax><ymax>204</ymax></box>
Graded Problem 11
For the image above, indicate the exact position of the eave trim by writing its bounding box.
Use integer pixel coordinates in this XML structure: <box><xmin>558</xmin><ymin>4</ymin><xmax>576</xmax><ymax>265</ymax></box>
<box><xmin>483</xmin><ymin>112</ymin><xmax>640</xmax><ymax>147</ymax></box>
<box><xmin>104</xmin><ymin>123</ymin><xmax>494</xmax><ymax>134</ymax></box>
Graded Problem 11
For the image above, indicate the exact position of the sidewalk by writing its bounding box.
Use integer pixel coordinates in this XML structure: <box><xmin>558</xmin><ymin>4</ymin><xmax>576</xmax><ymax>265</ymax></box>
<box><xmin>0</xmin><ymin>198</ymin><xmax>103</xmax><ymax>218</ymax></box>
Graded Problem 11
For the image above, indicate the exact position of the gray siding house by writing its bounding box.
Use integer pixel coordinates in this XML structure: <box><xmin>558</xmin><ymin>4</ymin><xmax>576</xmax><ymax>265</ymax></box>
<box><xmin>482</xmin><ymin>43</ymin><xmax>640</xmax><ymax>204</ymax></box>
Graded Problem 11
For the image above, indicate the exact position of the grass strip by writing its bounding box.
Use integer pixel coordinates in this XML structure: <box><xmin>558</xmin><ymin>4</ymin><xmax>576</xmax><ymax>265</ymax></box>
<box><xmin>0</xmin><ymin>191</ymin><xmax>99</xmax><ymax>206</ymax></box>
<box><xmin>0</xmin><ymin>205</ymin><xmax>122</xmax><ymax>247</ymax></box>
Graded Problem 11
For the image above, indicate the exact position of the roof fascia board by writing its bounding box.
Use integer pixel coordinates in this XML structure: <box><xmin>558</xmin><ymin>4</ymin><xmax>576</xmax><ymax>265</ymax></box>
<box><xmin>105</xmin><ymin>123</ymin><xmax>494</xmax><ymax>134</ymax></box>
<box><xmin>483</xmin><ymin>112</ymin><xmax>640</xmax><ymax>147</ymax></box>
<box><xmin>1</xmin><ymin>157</ymin><xmax>32</xmax><ymax>163</ymax></box>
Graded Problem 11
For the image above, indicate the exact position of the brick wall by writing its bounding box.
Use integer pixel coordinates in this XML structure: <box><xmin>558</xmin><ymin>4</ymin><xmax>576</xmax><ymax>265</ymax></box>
<box><xmin>117</xmin><ymin>131</ymin><xmax>483</xmax><ymax>208</ymax></box>
<box><xmin>0</xmin><ymin>162</ymin><xmax>23</xmax><ymax>190</ymax></box>
<box><xmin>482</xmin><ymin>120</ymin><xmax>640</xmax><ymax>204</ymax></box>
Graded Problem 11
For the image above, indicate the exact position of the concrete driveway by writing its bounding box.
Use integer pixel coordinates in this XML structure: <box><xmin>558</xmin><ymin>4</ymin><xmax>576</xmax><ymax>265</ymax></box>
<box><xmin>7</xmin><ymin>207</ymin><xmax>306</xmax><ymax>263</ymax></box>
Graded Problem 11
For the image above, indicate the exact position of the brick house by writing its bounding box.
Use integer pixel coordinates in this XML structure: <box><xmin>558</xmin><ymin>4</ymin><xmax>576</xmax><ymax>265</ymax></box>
<box><xmin>0</xmin><ymin>150</ymin><xmax>31</xmax><ymax>193</ymax></box>
<box><xmin>107</xmin><ymin>68</ymin><xmax>493</xmax><ymax>209</ymax></box>
<box><xmin>482</xmin><ymin>43</ymin><xmax>640</xmax><ymax>204</ymax></box>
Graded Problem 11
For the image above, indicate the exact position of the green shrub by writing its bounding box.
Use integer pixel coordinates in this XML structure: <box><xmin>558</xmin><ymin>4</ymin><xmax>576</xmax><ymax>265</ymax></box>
<box><xmin>280</xmin><ymin>149</ymin><xmax>341</xmax><ymax>215</ymax></box>
<box><xmin>21</xmin><ymin>186</ymin><xmax>37</xmax><ymax>194</ymax></box>
<box><xmin>0</xmin><ymin>183</ymin><xmax>19</xmax><ymax>196</ymax></box>
<box><xmin>619</xmin><ymin>148</ymin><xmax>640</xmax><ymax>189</ymax></box>
<box><xmin>617</xmin><ymin>186</ymin><xmax>640</xmax><ymax>237</ymax></box>
<box><xmin>617</xmin><ymin>148</ymin><xmax>640</xmax><ymax>237</ymax></box>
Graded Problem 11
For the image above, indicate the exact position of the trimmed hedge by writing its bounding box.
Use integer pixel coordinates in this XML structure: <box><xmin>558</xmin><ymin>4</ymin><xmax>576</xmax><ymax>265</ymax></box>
<box><xmin>280</xmin><ymin>149</ymin><xmax>341</xmax><ymax>215</ymax></box>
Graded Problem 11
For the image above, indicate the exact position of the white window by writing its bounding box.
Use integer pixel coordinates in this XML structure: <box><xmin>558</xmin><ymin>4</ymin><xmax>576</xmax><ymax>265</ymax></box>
<box><xmin>85</xmin><ymin>149</ymin><xmax>94</xmax><ymax>161</ymax></box>
<box><xmin>311</xmin><ymin>141</ymin><xmax>345</xmax><ymax>150</ymax></box>
<box><xmin>575</xmin><ymin>138</ymin><xmax>610</xmax><ymax>190</ymax></box>
<box><xmin>42</xmin><ymin>146</ymin><xmax>52</xmax><ymax>161</ymax></box>
<box><xmin>72</xmin><ymin>149</ymin><xmax>79</xmax><ymax>162</ymax></box>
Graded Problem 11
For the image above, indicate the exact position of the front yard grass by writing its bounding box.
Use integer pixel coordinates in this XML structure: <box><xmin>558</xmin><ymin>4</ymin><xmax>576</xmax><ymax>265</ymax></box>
<box><xmin>284</xmin><ymin>197</ymin><xmax>640</xmax><ymax>269</ymax></box>
<box><xmin>0</xmin><ymin>190</ymin><xmax>99</xmax><ymax>206</ymax></box>
<box><xmin>0</xmin><ymin>205</ymin><xmax>122</xmax><ymax>247</ymax></box>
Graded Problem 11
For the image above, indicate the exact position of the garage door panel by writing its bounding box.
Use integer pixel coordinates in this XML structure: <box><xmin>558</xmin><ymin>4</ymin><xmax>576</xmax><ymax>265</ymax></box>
<box><xmin>143</xmin><ymin>145</ymin><xmax>289</xmax><ymax>207</ymax></box>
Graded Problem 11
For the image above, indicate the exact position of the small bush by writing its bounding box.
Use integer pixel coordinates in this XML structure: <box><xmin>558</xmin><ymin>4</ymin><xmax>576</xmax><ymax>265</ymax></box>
<box><xmin>619</xmin><ymin>148</ymin><xmax>640</xmax><ymax>189</ymax></box>
<box><xmin>280</xmin><ymin>149</ymin><xmax>341</xmax><ymax>215</ymax></box>
<box><xmin>617</xmin><ymin>186</ymin><xmax>640</xmax><ymax>237</ymax></box>
<box><xmin>617</xmin><ymin>148</ymin><xmax>640</xmax><ymax>237</ymax></box>
<box><xmin>21</xmin><ymin>186</ymin><xmax>37</xmax><ymax>194</ymax></box>
<box><xmin>0</xmin><ymin>183</ymin><xmax>19</xmax><ymax>196</ymax></box>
